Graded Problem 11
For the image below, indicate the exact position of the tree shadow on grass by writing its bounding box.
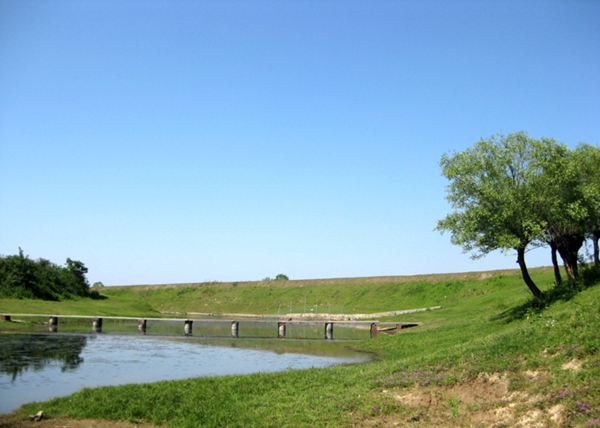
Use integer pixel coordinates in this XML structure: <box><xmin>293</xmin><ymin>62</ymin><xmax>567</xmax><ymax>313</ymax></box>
<box><xmin>89</xmin><ymin>290</ymin><xmax>108</xmax><ymax>300</ymax></box>
<box><xmin>492</xmin><ymin>264</ymin><xmax>600</xmax><ymax>323</ymax></box>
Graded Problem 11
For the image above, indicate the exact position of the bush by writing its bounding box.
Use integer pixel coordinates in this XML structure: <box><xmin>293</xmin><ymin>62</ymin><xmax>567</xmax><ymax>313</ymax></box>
<box><xmin>89</xmin><ymin>290</ymin><xmax>106</xmax><ymax>300</ymax></box>
<box><xmin>0</xmin><ymin>249</ymin><xmax>91</xmax><ymax>301</ymax></box>
<box><xmin>581</xmin><ymin>263</ymin><xmax>600</xmax><ymax>286</ymax></box>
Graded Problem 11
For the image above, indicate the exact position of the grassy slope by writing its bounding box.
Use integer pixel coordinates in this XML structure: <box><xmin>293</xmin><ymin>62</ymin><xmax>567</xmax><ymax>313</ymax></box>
<box><xmin>97</xmin><ymin>268</ymin><xmax>556</xmax><ymax>316</ymax></box>
<box><xmin>0</xmin><ymin>295</ymin><xmax>159</xmax><ymax>318</ymax></box>
<box><xmin>2</xmin><ymin>267</ymin><xmax>599</xmax><ymax>427</ymax></box>
<box><xmin>1</xmin><ymin>268</ymin><xmax>554</xmax><ymax>318</ymax></box>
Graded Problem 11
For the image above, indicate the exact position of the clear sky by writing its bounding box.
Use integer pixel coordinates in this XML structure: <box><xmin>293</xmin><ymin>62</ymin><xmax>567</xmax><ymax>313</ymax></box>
<box><xmin>1</xmin><ymin>0</ymin><xmax>599</xmax><ymax>286</ymax></box>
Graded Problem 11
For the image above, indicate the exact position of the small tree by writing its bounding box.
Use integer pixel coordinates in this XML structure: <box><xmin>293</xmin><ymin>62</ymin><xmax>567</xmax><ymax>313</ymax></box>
<box><xmin>63</xmin><ymin>258</ymin><xmax>90</xmax><ymax>296</ymax></box>
<box><xmin>436</xmin><ymin>132</ymin><xmax>554</xmax><ymax>299</ymax></box>
<box><xmin>275</xmin><ymin>274</ymin><xmax>289</xmax><ymax>281</ymax></box>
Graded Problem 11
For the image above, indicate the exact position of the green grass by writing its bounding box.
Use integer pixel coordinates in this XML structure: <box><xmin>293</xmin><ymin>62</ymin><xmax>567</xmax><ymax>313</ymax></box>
<box><xmin>0</xmin><ymin>295</ymin><xmax>159</xmax><ymax>318</ymax></box>
<box><xmin>0</xmin><ymin>267</ymin><xmax>555</xmax><ymax>317</ymax></box>
<box><xmin>106</xmin><ymin>267</ymin><xmax>558</xmax><ymax>317</ymax></box>
<box><xmin>2</xmin><ymin>266</ymin><xmax>600</xmax><ymax>427</ymax></box>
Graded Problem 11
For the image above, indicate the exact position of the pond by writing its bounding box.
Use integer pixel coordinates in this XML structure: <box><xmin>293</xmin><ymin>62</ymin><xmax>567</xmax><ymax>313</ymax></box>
<box><xmin>0</xmin><ymin>331</ymin><xmax>371</xmax><ymax>414</ymax></box>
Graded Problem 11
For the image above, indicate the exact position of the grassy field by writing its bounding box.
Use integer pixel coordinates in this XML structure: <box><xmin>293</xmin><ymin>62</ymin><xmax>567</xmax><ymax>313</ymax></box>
<box><xmin>1</xmin><ymin>266</ymin><xmax>599</xmax><ymax>427</ymax></box>
<box><xmin>0</xmin><ymin>267</ymin><xmax>555</xmax><ymax>319</ymax></box>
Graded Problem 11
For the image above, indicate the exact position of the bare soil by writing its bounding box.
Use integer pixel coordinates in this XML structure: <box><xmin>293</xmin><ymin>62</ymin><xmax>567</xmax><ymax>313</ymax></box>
<box><xmin>0</xmin><ymin>414</ymin><xmax>161</xmax><ymax>428</ymax></box>
<box><xmin>356</xmin><ymin>372</ymin><xmax>565</xmax><ymax>427</ymax></box>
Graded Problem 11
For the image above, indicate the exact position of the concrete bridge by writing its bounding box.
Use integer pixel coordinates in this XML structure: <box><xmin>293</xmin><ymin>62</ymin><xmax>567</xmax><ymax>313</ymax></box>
<box><xmin>1</xmin><ymin>314</ymin><xmax>409</xmax><ymax>339</ymax></box>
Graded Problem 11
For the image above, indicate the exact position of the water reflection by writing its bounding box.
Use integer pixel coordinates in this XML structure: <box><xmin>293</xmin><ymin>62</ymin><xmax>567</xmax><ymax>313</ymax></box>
<box><xmin>0</xmin><ymin>334</ymin><xmax>86</xmax><ymax>381</ymax></box>
<box><xmin>0</xmin><ymin>333</ymin><xmax>369</xmax><ymax>415</ymax></box>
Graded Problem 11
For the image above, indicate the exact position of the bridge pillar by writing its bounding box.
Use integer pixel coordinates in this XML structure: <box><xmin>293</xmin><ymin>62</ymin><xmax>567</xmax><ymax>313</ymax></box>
<box><xmin>138</xmin><ymin>319</ymin><xmax>147</xmax><ymax>334</ymax></box>
<box><xmin>278</xmin><ymin>322</ymin><xmax>286</xmax><ymax>338</ymax></box>
<box><xmin>49</xmin><ymin>316</ymin><xmax>58</xmax><ymax>332</ymax></box>
<box><xmin>370</xmin><ymin>323</ymin><xmax>378</xmax><ymax>338</ymax></box>
<box><xmin>184</xmin><ymin>320</ymin><xmax>193</xmax><ymax>336</ymax></box>
<box><xmin>231</xmin><ymin>321</ymin><xmax>239</xmax><ymax>338</ymax></box>
<box><xmin>92</xmin><ymin>317</ymin><xmax>103</xmax><ymax>333</ymax></box>
<box><xmin>325</xmin><ymin>322</ymin><xmax>334</xmax><ymax>340</ymax></box>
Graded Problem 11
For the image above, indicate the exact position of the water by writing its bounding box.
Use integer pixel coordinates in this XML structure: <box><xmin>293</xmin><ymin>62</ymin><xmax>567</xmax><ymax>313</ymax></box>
<box><xmin>0</xmin><ymin>332</ymin><xmax>370</xmax><ymax>414</ymax></box>
<box><xmin>17</xmin><ymin>316</ymin><xmax>371</xmax><ymax>340</ymax></box>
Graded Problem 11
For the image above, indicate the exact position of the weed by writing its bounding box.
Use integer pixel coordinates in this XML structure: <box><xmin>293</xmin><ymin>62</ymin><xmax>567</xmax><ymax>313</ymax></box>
<box><xmin>444</xmin><ymin>395</ymin><xmax>460</xmax><ymax>419</ymax></box>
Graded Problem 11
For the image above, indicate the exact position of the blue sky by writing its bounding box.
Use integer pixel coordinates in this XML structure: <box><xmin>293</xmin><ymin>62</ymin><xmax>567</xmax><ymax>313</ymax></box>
<box><xmin>1</xmin><ymin>0</ymin><xmax>599</xmax><ymax>286</ymax></box>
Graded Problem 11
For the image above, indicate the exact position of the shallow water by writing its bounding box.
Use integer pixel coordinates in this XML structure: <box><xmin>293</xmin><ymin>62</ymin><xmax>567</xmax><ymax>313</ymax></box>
<box><xmin>16</xmin><ymin>316</ymin><xmax>372</xmax><ymax>340</ymax></box>
<box><xmin>0</xmin><ymin>333</ymin><xmax>369</xmax><ymax>414</ymax></box>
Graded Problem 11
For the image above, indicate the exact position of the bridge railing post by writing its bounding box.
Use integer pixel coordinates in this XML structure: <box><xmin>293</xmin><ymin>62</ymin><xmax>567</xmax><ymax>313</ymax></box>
<box><xmin>49</xmin><ymin>316</ymin><xmax>58</xmax><ymax>332</ymax></box>
<box><xmin>184</xmin><ymin>320</ymin><xmax>193</xmax><ymax>336</ymax></box>
<box><xmin>325</xmin><ymin>322</ymin><xmax>333</xmax><ymax>340</ymax></box>
<box><xmin>92</xmin><ymin>317</ymin><xmax>103</xmax><ymax>333</ymax></box>
<box><xmin>370</xmin><ymin>322</ymin><xmax>378</xmax><ymax>338</ymax></box>
<box><xmin>278</xmin><ymin>322</ymin><xmax>286</xmax><ymax>339</ymax></box>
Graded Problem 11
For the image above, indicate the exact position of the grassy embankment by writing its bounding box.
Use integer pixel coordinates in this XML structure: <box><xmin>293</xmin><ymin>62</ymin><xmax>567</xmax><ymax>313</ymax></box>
<box><xmin>1</xmin><ymin>266</ymin><xmax>600</xmax><ymax>427</ymax></box>
<box><xmin>1</xmin><ymin>268</ymin><xmax>541</xmax><ymax>318</ymax></box>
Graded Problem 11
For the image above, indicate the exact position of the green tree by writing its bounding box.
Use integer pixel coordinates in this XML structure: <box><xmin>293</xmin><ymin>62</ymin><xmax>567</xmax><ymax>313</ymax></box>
<box><xmin>436</xmin><ymin>132</ymin><xmax>555</xmax><ymax>299</ymax></box>
<box><xmin>535</xmin><ymin>143</ymin><xmax>600</xmax><ymax>281</ymax></box>
<box><xmin>63</xmin><ymin>258</ymin><xmax>90</xmax><ymax>297</ymax></box>
<box><xmin>0</xmin><ymin>248</ymin><xmax>38</xmax><ymax>299</ymax></box>
<box><xmin>275</xmin><ymin>274</ymin><xmax>289</xmax><ymax>281</ymax></box>
<box><xmin>33</xmin><ymin>258</ymin><xmax>62</xmax><ymax>300</ymax></box>
<box><xmin>0</xmin><ymin>250</ymin><xmax>92</xmax><ymax>300</ymax></box>
<box><xmin>572</xmin><ymin>144</ymin><xmax>600</xmax><ymax>267</ymax></box>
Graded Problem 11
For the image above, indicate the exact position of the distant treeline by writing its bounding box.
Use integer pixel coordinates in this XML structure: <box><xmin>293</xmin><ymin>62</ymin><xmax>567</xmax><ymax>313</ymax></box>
<box><xmin>0</xmin><ymin>249</ymin><xmax>93</xmax><ymax>300</ymax></box>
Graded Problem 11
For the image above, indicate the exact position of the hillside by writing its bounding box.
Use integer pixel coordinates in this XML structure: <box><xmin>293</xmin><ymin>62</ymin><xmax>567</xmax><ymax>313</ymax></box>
<box><xmin>101</xmin><ymin>267</ymin><xmax>555</xmax><ymax>317</ymax></box>
<box><xmin>1</xmin><ymin>265</ymin><xmax>599</xmax><ymax>427</ymax></box>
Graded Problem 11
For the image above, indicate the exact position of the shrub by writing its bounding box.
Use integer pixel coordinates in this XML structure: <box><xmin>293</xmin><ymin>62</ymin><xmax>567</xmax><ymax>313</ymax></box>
<box><xmin>0</xmin><ymin>249</ymin><xmax>91</xmax><ymax>301</ymax></box>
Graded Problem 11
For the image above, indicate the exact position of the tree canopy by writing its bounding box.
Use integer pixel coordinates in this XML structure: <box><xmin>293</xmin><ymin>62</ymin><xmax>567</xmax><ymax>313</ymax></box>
<box><xmin>0</xmin><ymin>249</ymin><xmax>92</xmax><ymax>300</ymax></box>
<box><xmin>437</xmin><ymin>132</ymin><xmax>600</xmax><ymax>298</ymax></box>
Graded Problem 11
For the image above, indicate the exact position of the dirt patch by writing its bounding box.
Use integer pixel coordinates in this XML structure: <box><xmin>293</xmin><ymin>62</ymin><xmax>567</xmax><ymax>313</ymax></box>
<box><xmin>362</xmin><ymin>372</ymin><xmax>560</xmax><ymax>427</ymax></box>
<box><xmin>392</xmin><ymin>372</ymin><xmax>509</xmax><ymax>406</ymax></box>
<box><xmin>523</xmin><ymin>370</ymin><xmax>546</xmax><ymax>381</ymax></box>
<box><xmin>561</xmin><ymin>358</ymin><xmax>583</xmax><ymax>371</ymax></box>
<box><xmin>0</xmin><ymin>415</ymin><xmax>162</xmax><ymax>428</ymax></box>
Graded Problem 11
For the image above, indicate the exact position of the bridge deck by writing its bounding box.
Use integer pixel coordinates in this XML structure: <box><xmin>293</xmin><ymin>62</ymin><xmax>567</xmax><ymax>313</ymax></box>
<box><xmin>3</xmin><ymin>313</ymin><xmax>380</xmax><ymax>326</ymax></box>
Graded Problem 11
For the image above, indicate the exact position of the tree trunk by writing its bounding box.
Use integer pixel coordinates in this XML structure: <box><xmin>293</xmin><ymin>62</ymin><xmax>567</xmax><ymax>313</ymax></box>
<box><xmin>549</xmin><ymin>239</ymin><xmax>562</xmax><ymax>286</ymax></box>
<box><xmin>516</xmin><ymin>247</ymin><xmax>543</xmax><ymax>299</ymax></box>
<box><xmin>555</xmin><ymin>234</ymin><xmax>585</xmax><ymax>281</ymax></box>
<box><xmin>593</xmin><ymin>230</ymin><xmax>600</xmax><ymax>266</ymax></box>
